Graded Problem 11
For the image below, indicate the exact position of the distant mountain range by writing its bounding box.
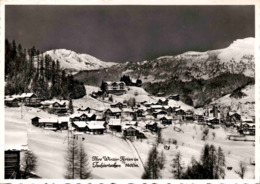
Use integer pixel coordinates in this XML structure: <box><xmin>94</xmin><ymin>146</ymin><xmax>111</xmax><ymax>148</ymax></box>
<box><xmin>41</xmin><ymin>37</ymin><xmax>255</xmax><ymax>107</ymax></box>
<box><xmin>39</xmin><ymin>49</ymin><xmax>117</xmax><ymax>72</ymax></box>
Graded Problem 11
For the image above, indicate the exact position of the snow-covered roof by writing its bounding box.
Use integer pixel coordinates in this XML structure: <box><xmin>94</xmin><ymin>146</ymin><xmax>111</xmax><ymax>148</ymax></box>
<box><xmin>21</xmin><ymin>93</ymin><xmax>35</xmax><ymax>98</ymax></box>
<box><xmin>126</xmin><ymin>121</ymin><xmax>137</xmax><ymax>125</ymax></box>
<box><xmin>208</xmin><ymin>117</ymin><xmax>219</xmax><ymax>121</ymax></box>
<box><xmin>123</xmin><ymin>108</ymin><xmax>133</xmax><ymax>113</ymax></box>
<box><xmin>5</xmin><ymin>97</ymin><xmax>18</xmax><ymax>101</ymax></box>
<box><xmin>175</xmin><ymin>108</ymin><xmax>184</xmax><ymax>112</ymax></box>
<box><xmin>146</xmin><ymin>121</ymin><xmax>157</xmax><ymax>125</ymax></box>
<box><xmin>241</xmin><ymin>116</ymin><xmax>253</xmax><ymax>122</ymax></box>
<box><xmin>42</xmin><ymin>99</ymin><xmax>68</xmax><ymax>105</ymax></box>
<box><xmin>160</xmin><ymin>116</ymin><xmax>173</xmax><ymax>120</ymax></box>
<box><xmin>11</xmin><ymin>94</ymin><xmax>22</xmax><ymax>99</ymax></box>
<box><xmin>104</xmin><ymin>81</ymin><xmax>125</xmax><ymax>85</ymax></box>
<box><xmin>158</xmin><ymin>98</ymin><xmax>167</xmax><ymax>102</ymax></box>
<box><xmin>39</xmin><ymin>118</ymin><xmax>58</xmax><ymax>123</ymax></box>
<box><xmin>170</xmin><ymin>94</ymin><xmax>179</xmax><ymax>97</ymax></box>
<box><xmin>194</xmin><ymin>108</ymin><xmax>204</xmax><ymax>116</ymax></box>
<box><xmin>58</xmin><ymin>117</ymin><xmax>70</xmax><ymax>123</ymax></box>
<box><xmin>122</xmin><ymin>125</ymin><xmax>138</xmax><ymax>131</ymax></box>
<box><xmin>242</xmin><ymin>122</ymin><xmax>255</xmax><ymax>126</ymax></box>
<box><xmin>163</xmin><ymin>105</ymin><xmax>170</xmax><ymax>109</ymax></box>
<box><xmin>151</xmin><ymin>105</ymin><xmax>163</xmax><ymax>109</ymax></box>
<box><xmin>87</xmin><ymin>121</ymin><xmax>105</xmax><ymax>129</ymax></box>
<box><xmin>109</xmin><ymin>119</ymin><xmax>121</xmax><ymax>126</ymax></box>
<box><xmin>154</xmin><ymin>109</ymin><xmax>167</xmax><ymax>113</ymax></box>
<box><xmin>73</xmin><ymin>121</ymin><xmax>87</xmax><ymax>128</ymax></box>
<box><xmin>109</xmin><ymin>108</ymin><xmax>122</xmax><ymax>113</ymax></box>
<box><xmin>228</xmin><ymin>111</ymin><xmax>240</xmax><ymax>116</ymax></box>
<box><xmin>137</xmin><ymin>106</ymin><xmax>147</xmax><ymax>111</ymax></box>
<box><xmin>146</xmin><ymin>115</ymin><xmax>155</xmax><ymax>119</ymax></box>
<box><xmin>70</xmin><ymin>112</ymin><xmax>94</xmax><ymax>118</ymax></box>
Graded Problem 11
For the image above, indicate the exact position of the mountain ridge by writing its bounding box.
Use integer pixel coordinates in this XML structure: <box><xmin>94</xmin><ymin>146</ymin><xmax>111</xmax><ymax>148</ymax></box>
<box><xmin>38</xmin><ymin>49</ymin><xmax>117</xmax><ymax>72</ymax></box>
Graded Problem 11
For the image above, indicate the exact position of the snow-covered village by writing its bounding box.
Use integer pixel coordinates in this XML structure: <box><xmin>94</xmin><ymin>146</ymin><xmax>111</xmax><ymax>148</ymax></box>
<box><xmin>4</xmin><ymin>5</ymin><xmax>257</xmax><ymax>180</ymax></box>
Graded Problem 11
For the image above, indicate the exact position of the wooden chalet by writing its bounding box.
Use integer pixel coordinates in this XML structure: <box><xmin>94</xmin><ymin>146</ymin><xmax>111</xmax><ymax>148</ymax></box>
<box><xmin>175</xmin><ymin>108</ymin><xmax>186</xmax><ymax>116</ymax></box>
<box><xmin>163</xmin><ymin>106</ymin><xmax>173</xmax><ymax>113</ymax></box>
<box><xmin>31</xmin><ymin>116</ymin><xmax>40</xmax><ymax>127</ymax></box>
<box><xmin>5</xmin><ymin>150</ymin><xmax>21</xmax><ymax>179</ymax></box>
<box><xmin>70</xmin><ymin>113</ymin><xmax>96</xmax><ymax>122</ymax></box>
<box><xmin>104</xmin><ymin>108</ymin><xmax>122</xmax><ymax>119</ymax></box>
<box><xmin>91</xmin><ymin>90</ymin><xmax>106</xmax><ymax>99</ymax></box>
<box><xmin>22</xmin><ymin>93</ymin><xmax>41</xmax><ymax>107</ymax></box>
<box><xmin>58</xmin><ymin>117</ymin><xmax>69</xmax><ymax>130</ymax></box>
<box><xmin>145</xmin><ymin>122</ymin><xmax>158</xmax><ymax>132</ymax></box>
<box><xmin>227</xmin><ymin>111</ymin><xmax>241</xmax><ymax>124</ymax></box>
<box><xmin>241</xmin><ymin>117</ymin><xmax>255</xmax><ymax>135</ymax></box>
<box><xmin>126</xmin><ymin>121</ymin><xmax>138</xmax><ymax>126</ymax></box>
<box><xmin>111</xmin><ymin>102</ymin><xmax>127</xmax><ymax>109</ymax></box>
<box><xmin>122</xmin><ymin>108</ymin><xmax>134</xmax><ymax>116</ymax></box>
<box><xmin>73</xmin><ymin>121</ymin><xmax>87</xmax><ymax>132</ymax></box>
<box><xmin>77</xmin><ymin>107</ymin><xmax>91</xmax><ymax>113</ymax></box>
<box><xmin>39</xmin><ymin>118</ymin><xmax>59</xmax><ymax>130</ymax></box>
<box><xmin>157</xmin><ymin>98</ymin><xmax>168</xmax><ymax>105</ymax></box>
<box><xmin>150</xmin><ymin>105</ymin><xmax>163</xmax><ymax>112</ymax></box>
<box><xmin>5</xmin><ymin>132</ymin><xmax>28</xmax><ymax>179</ymax></box>
<box><xmin>86</xmin><ymin>121</ymin><xmax>106</xmax><ymax>134</ymax></box>
<box><xmin>5</xmin><ymin>97</ymin><xmax>19</xmax><ymax>107</ymax></box>
<box><xmin>52</xmin><ymin>101</ymin><xmax>68</xmax><ymax>114</ymax></box>
<box><xmin>185</xmin><ymin>110</ymin><xmax>194</xmax><ymax>121</ymax></box>
<box><xmin>160</xmin><ymin>116</ymin><xmax>173</xmax><ymax>125</ymax></box>
<box><xmin>102</xmin><ymin>81</ymin><xmax>127</xmax><ymax>95</ymax></box>
<box><xmin>135</xmin><ymin>109</ymin><xmax>144</xmax><ymax>117</ymax></box>
<box><xmin>152</xmin><ymin>110</ymin><xmax>167</xmax><ymax>118</ymax></box>
<box><xmin>168</xmin><ymin>94</ymin><xmax>180</xmax><ymax>101</ymax></box>
<box><xmin>108</xmin><ymin>119</ymin><xmax>122</xmax><ymax>132</ymax></box>
<box><xmin>123</xmin><ymin>126</ymin><xmax>146</xmax><ymax>139</ymax></box>
<box><xmin>207</xmin><ymin>117</ymin><xmax>220</xmax><ymax>125</ymax></box>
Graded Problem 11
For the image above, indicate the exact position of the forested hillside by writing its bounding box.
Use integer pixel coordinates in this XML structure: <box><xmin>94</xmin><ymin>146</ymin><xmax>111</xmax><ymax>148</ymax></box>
<box><xmin>5</xmin><ymin>39</ymin><xmax>86</xmax><ymax>99</ymax></box>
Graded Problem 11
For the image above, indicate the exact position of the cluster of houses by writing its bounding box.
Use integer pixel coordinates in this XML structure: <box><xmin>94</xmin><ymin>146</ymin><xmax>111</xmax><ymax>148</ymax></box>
<box><xmin>5</xmin><ymin>93</ymin><xmax>41</xmax><ymax>107</ymax></box>
<box><xmin>5</xmin><ymin>93</ymin><xmax>70</xmax><ymax>115</ymax></box>
<box><xmin>6</xmin><ymin>86</ymin><xmax>255</xmax><ymax>138</ymax></box>
<box><xmin>203</xmin><ymin>105</ymin><xmax>255</xmax><ymax>135</ymax></box>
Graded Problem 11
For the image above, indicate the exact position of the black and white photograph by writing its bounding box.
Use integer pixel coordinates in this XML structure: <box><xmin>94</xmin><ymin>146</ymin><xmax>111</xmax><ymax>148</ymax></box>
<box><xmin>2</xmin><ymin>2</ymin><xmax>258</xmax><ymax>181</ymax></box>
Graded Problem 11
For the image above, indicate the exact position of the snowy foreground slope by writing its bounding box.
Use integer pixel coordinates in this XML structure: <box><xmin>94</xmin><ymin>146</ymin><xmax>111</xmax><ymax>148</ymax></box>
<box><xmin>5</xmin><ymin>107</ymin><xmax>255</xmax><ymax>179</ymax></box>
<box><xmin>5</xmin><ymin>107</ymin><xmax>144</xmax><ymax>179</ymax></box>
<box><xmin>37</xmin><ymin>49</ymin><xmax>117</xmax><ymax>72</ymax></box>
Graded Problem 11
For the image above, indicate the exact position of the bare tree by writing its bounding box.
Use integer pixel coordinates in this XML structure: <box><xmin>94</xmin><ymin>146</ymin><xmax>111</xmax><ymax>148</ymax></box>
<box><xmin>235</xmin><ymin>161</ymin><xmax>247</xmax><ymax>179</ymax></box>
<box><xmin>77</xmin><ymin>143</ymin><xmax>91</xmax><ymax>179</ymax></box>
<box><xmin>170</xmin><ymin>151</ymin><xmax>184</xmax><ymax>179</ymax></box>
<box><xmin>21</xmin><ymin>151</ymin><xmax>37</xmax><ymax>178</ymax></box>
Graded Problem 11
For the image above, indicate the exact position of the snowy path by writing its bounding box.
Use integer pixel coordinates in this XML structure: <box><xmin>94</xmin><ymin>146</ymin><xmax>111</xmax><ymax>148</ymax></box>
<box><xmin>125</xmin><ymin>139</ymin><xmax>145</xmax><ymax>172</ymax></box>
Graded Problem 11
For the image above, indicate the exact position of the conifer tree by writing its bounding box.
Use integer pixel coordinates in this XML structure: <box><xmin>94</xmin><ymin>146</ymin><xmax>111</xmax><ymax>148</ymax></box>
<box><xmin>77</xmin><ymin>143</ymin><xmax>91</xmax><ymax>179</ymax></box>
<box><xmin>171</xmin><ymin>151</ymin><xmax>184</xmax><ymax>179</ymax></box>
<box><xmin>65</xmin><ymin>138</ymin><xmax>79</xmax><ymax>179</ymax></box>
<box><xmin>142</xmin><ymin>145</ymin><xmax>161</xmax><ymax>179</ymax></box>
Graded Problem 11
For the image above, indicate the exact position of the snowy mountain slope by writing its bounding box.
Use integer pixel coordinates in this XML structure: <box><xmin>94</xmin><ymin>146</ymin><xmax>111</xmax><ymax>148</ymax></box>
<box><xmin>74</xmin><ymin>37</ymin><xmax>255</xmax><ymax>107</ymax></box>
<box><xmin>38</xmin><ymin>49</ymin><xmax>117</xmax><ymax>72</ymax></box>
<box><xmin>173</xmin><ymin>37</ymin><xmax>255</xmax><ymax>80</ymax></box>
<box><xmin>210</xmin><ymin>84</ymin><xmax>255</xmax><ymax>116</ymax></box>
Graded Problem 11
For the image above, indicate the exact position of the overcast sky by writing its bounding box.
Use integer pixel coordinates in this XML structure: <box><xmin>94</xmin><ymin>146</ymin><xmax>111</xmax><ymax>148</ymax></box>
<box><xmin>6</xmin><ymin>5</ymin><xmax>255</xmax><ymax>62</ymax></box>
